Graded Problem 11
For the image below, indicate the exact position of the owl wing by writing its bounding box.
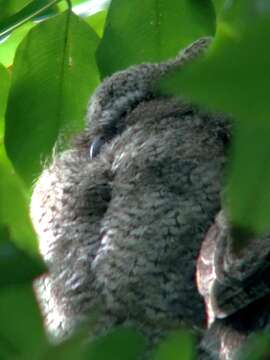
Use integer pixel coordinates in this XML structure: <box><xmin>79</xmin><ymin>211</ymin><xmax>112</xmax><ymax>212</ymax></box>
<box><xmin>197</xmin><ymin>210</ymin><xmax>270</xmax><ymax>326</ymax></box>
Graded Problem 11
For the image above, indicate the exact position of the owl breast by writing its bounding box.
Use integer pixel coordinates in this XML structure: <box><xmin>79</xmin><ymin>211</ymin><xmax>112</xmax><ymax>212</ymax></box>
<box><xmin>31</xmin><ymin>94</ymin><xmax>228</xmax><ymax>344</ymax></box>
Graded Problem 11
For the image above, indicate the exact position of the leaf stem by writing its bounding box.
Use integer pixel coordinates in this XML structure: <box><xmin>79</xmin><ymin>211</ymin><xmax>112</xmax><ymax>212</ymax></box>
<box><xmin>66</xmin><ymin>0</ymin><xmax>73</xmax><ymax>10</ymax></box>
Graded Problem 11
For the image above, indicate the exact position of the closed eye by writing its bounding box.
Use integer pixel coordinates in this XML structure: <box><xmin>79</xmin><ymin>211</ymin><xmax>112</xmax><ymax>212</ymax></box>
<box><xmin>89</xmin><ymin>136</ymin><xmax>105</xmax><ymax>160</ymax></box>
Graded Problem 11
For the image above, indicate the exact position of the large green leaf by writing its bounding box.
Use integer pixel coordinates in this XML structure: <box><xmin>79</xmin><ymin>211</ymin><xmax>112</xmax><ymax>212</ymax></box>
<box><xmin>0</xmin><ymin>284</ymin><xmax>48</xmax><ymax>359</ymax></box>
<box><xmin>0</xmin><ymin>227</ymin><xmax>45</xmax><ymax>287</ymax></box>
<box><xmin>240</xmin><ymin>333</ymin><xmax>270</xmax><ymax>360</ymax></box>
<box><xmin>0</xmin><ymin>0</ymin><xmax>60</xmax><ymax>38</ymax></box>
<box><xmin>0</xmin><ymin>22</ymin><xmax>35</xmax><ymax>67</ymax></box>
<box><xmin>161</xmin><ymin>0</ymin><xmax>270</xmax><ymax>235</ymax></box>
<box><xmin>152</xmin><ymin>330</ymin><xmax>195</xmax><ymax>360</ymax></box>
<box><xmin>97</xmin><ymin>0</ymin><xmax>215</xmax><ymax>77</ymax></box>
<box><xmin>40</xmin><ymin>327</ymin><xmax>144</xmax><ymax>360</ymax></box>
<box><xmin>43</xmin><ymin>334</ymin><xmax>87</xmax><ymax>360</ymax></box>
<box><xmin>0</xmin><ymin>63</ymin><xmax>38</xmax><ymax>255</ymax></box>
<box><xmin>0</xmin><ymin>227</ymin><xmax>45</xmax><ymax>288</ymax></box>
<box><xmin>85</xmin><ymin>327</ymin><xmax>146</xmax><ymax>360</ymax></box>
<box><xmin>5</xmin><ymin>11</ymin><xmax>100</xmax><ymax>185</ymax></box>
<box><xmin>0</xmin><ymin>0</ymin><xmax>32</xmax><ymax>22</ymax></box>
<box><xmin>0</xmin><ymin>147</ymin><xmax>38</xmax><ymax>254</ymax></box>
<box><xmin>42</xmin><ymin>327</ymin><xmax>146</xmax><ymax>360</ymax></box>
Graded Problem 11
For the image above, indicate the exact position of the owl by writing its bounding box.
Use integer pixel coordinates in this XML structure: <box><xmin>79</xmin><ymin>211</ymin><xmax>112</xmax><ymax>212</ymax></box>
<box><xmin>30</xmin><ymin>36</ymin><xmax>229</xmax><ymax>356</ymax></box>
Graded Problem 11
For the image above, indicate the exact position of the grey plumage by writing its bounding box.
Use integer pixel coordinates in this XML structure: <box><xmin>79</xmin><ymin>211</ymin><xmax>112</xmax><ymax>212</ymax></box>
<box><xmin>30</xmin><ymin>37</ymin><xmax>229</xmax><ymax>353</ymax></box>
<box><xmin>197</xmin><ymin>211</ymin><xmax>270</xmax><ymax>359</ymax></box>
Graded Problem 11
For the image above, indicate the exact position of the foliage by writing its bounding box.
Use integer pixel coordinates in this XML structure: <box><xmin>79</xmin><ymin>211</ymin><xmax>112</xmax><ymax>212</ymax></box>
<box><xmin>96</xmin><ymin>0</ymin><xmax>215</xmax><ymax>77</ymax></box>
<box><xmin>0</xmin><ymin>0</ymin><xmax>269</xmax><ymax>359</ymax></box>
<box><xmin>161</xmin><ymin>0</ymin><xmax>270</xmax><ymax>235</ymax></box>
<box><xmin>5</xmin><ymin>11</ymin><xmax>100</xmax><ymax>185</ymax></box>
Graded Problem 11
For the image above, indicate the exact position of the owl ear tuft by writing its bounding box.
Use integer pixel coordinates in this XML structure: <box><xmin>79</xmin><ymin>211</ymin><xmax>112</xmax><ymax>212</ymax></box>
<box><xmin>86</xmin><ymin>37</ymin><xmax>212</xmax><ymax>135</ymax></box>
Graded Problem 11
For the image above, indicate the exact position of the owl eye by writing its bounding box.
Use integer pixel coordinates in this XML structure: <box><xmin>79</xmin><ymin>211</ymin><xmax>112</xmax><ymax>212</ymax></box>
<box><xmin>89</xmin><ymin>136</ymin><xmax>105</xmax><ymax>160</ymax></box>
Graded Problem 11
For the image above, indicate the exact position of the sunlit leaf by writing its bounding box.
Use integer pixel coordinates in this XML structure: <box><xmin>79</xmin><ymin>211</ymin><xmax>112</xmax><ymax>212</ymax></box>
<box><xmin>71</xmin><ymin>0</ymin><xmax>111</xmax><ymax>16</ymax></box>
<box><xmin>0</xmin><ymin>0</ymin><xmax>60</xmax><ymax>38</ymax></box>
<box><xmin>72</xmin><ymin>0</ymin><xmax>86</xmax><ymax>5</ymax></box>
<box><xmin>5</xmin><ymin>11</ymin><xmax>100</xmax><ymax>185</ymax></box>
<box><xmin>0</xmin><ymin>22</ymin><xmax>35</xmax><ymax>67</ymax></box>
<box><xmin>97</xmin><ymin>0</ymin><xmax>215</xmax><ymax>77</ymax></box>
<box><xmin>161</xmin><ymin>0</ymin><xmax>270</xmax><ymax>235</ymax></box>
<box><xmin>85</xmin><ymin>10</ymin><xmax>107</xmax><ymax>38</ymax></box>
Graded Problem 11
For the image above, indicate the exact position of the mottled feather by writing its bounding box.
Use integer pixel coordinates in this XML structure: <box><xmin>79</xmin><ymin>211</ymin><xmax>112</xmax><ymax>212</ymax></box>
<box><xmin>31</xmin><ymin>37</ymin><xmax>230</xmax><ymax>355</ymax></box>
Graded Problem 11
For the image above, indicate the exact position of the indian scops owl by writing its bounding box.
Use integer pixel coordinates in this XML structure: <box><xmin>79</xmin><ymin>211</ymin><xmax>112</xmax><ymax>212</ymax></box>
<box><xmin>30</xmin><ymin>36</ymin><xmax>231</xmax><ymax>355</ymax></box>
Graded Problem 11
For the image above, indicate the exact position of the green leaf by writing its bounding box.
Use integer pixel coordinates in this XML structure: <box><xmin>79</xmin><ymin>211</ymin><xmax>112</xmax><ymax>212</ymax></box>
<box><xmin>85</xmin><ymin>10</ymin><xmax>107</xmax><ymax>38</ymax></box>
<box><xmin>0</xmin><ymin>147</ymin><xmax>38</xmax><ymax>254</ymax></box>
<box><xmin>240</xmin><ymin>333</ymin><xmax>270</xmax><ymax>360</ymax></box>
<box><xmin>0</xmin><ymin>284</ymin><xmax>48</xmax><ymax>359</ymax></box>
<box><xmin>0</xmin><ymin>0</ymin><xmax>32</xmax><ymax>22</ymax></box>
<box><xmin>0</xmin><ymin>64</ymin><xmax>37</xmax><ymax>255</ymax></box>
<box><xmin>0</xmin><ymin>227</ymin><xmax>45</xmax><ymax>288</ymax></box>
<box><xmin>160</xmin><ymin>0</ymin><xmax>270</xmax><ymax>235</ymax></box>
<box><xmin>0</xmin><ymin>64</ymin><xmax>10</xmax><ymax>137</ymax></box>
<box><xmin>152</xmin><ymin>330</ymin><xmax>195</xmax><ymax>360</ymax></box>
<box><xmin>85</xmin><ymin>327</ymin><xmax>146</xmax><ymax>360</ymax></box>
<box><xmin>211</xmin><ymin>0</ymin><xmax>226</xmax><ymax>16</ymax></box>
<box><xmin>43</xmin><ymin>330</ymin><xmax>90</xmax><ymax>360</ymax></box>
<box><xmin>5</xmin><ymin>11</ymin><xmax>100</xmax><ymax>185</ymax></box>
<box><xmin>97</xmin><ymin>0</ymin><xmax>215</xmax><ymax>77</ymax></box>
<box><xmin>40</xmin><ymin>327</ymin><xmax>146</xmax><ymax>360</ymax></box>
<box><xmin>0</xmin><ymin>0</ymin><xmax>61</xmax><ymax>38</ymax></box>
<box><xmin>0</xmin><ymin>22</ymin><xmax>35</xmax><ymax>67</ymax></box>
